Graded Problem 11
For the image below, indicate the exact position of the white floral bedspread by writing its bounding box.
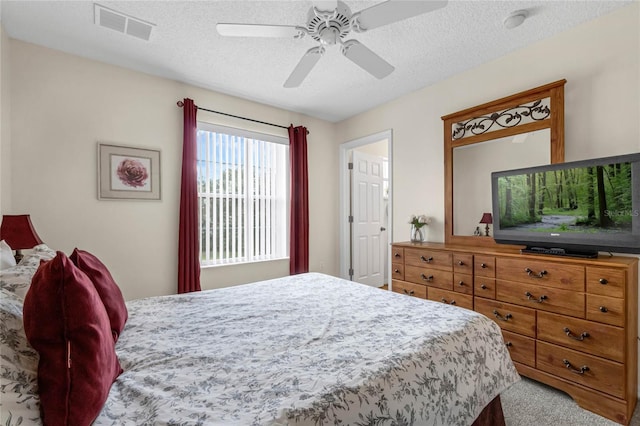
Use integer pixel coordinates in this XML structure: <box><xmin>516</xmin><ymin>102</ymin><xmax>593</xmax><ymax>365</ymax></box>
<box><xmin>95</xmin><ymin>273</ymin><xmax>519</xmax><ymax>426</ymax></box>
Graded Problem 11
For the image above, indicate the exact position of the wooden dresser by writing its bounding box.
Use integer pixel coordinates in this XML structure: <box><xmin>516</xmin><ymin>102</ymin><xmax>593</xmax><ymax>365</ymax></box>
<box><xmin>391</xmin><ymin>241</ymin><xmax>639</xmax><ymax>425</ymax></box>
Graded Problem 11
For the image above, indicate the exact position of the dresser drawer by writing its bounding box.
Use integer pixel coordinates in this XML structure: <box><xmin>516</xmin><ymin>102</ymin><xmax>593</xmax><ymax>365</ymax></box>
<box><xmin>502</xmin><ymin>330</ymin><xmax>535</xmax><ymax>367</ymax></box>
<box><xmin>453</xmin><ymin>253</ymin><xmax>474</xmax><ymax>274</ymax></box>
<box><xmin>586</xmin><ymin>267</ymin><xmax>625</xmax><ymax>298</ymax></box>
<box><xmin>391</xmin><ymin>247</ymin><xmax>404</xmax><ymax>263</ymax></box>
<box><xmin>537</xmin><ymin>341</ymin><xmax>624</xmax><ymax>399</ymax></box>
<box><xmin>474</xmin><ymin>297</ymin><xmax>536</xmax><ymax>337</ymax></box>
<box><xmin>404</xmin><ymin>248</ymin><xmax>452</xmax><ymax>271</ymax></box>
<box><xmin>453</xmin><ymin>273</ymin><xmax>473</xmax><ymax>295</ymax></box>
<box><xmin>537</xmin><ymin>311</ymin><xmax>624</xmax><ymax>363</ymax></box>
<box><xmin>586</xmin><ymin>294</ymin><xmax>625</xmax><ymax>327</ymax></box>
<box><xmin>405</xmin><ymin>266</ymin><xmax>452</xmax><ymax>290</ymax></box>
<box><xmin>392</xmin><ymin>280</ymin><xmax>426</xmax><ymax>299</ymax></box>
<box><xmin>475</xmin><ymin>255</ymin><xmax>496</xmax><ymax>277</ymax></box>
<box><xmin>428</xmin><ymin>288</ymin><xmax>473</xmax><ymax>310</ymax></box>
<box><xmin>391</xmin><ymin>263</ymin><xmax>405</xmax><ymax>281</ymax></box>
<box><xmin>496</xmin><ymin>258</ymin><xmax>585</xmax><ymax>291</ymax></box>
<box><xmin>496</xmin><ymin>280</ymin><xmax>585</xmax><ymax>318</ymax></box>
<box><xmin>474</xmin><ymin>277</ymin><xmax>496</xmax><ymax>299</ymax></box>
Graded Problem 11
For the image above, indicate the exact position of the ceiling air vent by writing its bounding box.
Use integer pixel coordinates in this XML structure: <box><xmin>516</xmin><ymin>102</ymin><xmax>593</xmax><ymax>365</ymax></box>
<box><xmin>94</xmin><ymin>4</ymin><xmax>155</xmax><ymax>41</ymax></box>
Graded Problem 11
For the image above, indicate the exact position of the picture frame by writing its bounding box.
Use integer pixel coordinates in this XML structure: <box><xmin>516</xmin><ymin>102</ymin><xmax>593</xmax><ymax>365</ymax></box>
<box><xmin>98</xmin><ymin>143</ymin><xmax>161</xmax><ymax>200</ymax></box>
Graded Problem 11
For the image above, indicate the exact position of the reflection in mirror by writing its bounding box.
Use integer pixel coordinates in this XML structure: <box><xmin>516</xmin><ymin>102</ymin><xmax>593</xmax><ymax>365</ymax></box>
<box><xmin>453</xmin><ymin>128</ymin><xmax>550</xmax><ymax>236</ymax></box>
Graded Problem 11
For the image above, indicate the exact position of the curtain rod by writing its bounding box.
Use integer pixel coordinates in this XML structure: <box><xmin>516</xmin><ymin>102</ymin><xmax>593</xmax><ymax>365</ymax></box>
<box><xmin>176</xmin><ymin>101</ymin><xmax>309</xmax><ymax>135</ymax></box>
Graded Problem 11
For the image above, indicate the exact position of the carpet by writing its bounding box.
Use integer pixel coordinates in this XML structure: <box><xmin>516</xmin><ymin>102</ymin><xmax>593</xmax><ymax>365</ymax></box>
<box><xmin>501</xmin><ymin>377</ymin><xmax>640</xmax><ymax>426</ymax></box>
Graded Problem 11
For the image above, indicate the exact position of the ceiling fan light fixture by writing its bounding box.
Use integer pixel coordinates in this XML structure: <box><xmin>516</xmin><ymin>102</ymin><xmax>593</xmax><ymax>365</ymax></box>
<box><xmin>219</xmin><ymin>0</ymin><xmax>447</xmax><ymax>87</ymax></box>
<box><xmin>503</xmin><ymin>10</ymin><xmax>528</xmax><ymax>29</ymax></box>
<box><xmin>319</xmin><ymin>27</ymin><xmax>340</xmax><ymax>45</ymax></box>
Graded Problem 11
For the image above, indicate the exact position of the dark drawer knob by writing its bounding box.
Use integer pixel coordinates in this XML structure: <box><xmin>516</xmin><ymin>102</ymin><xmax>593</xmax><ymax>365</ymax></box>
<box><xmin>441</xmin><ymin>298</ymin><xmax>456</xmax><ymax>305</ymax></box>
<box><xmin>505</xmin><ymin>342</ymin><xmax>513</xmax><ymax>347</ymax></box>
<box><xmin>493</xmin><ymin>310</ymin><xmax>512</xmax><ymax>322</ymax></box>
<box><xmin>480</xmin><ymin>284</ymin><xmax>487</xmax><ymax>289</ymax></box>
<box><xmin>403</xmin><ymin>289</ymin><xmax>415</xmax><ymax>296</ymax></box>
<box><xmin>394</xmin><ymin>252</ymin><xmax>401</xmax><ymax>258</ymax></box>
<box><xmin>421</xmin><ymin>274</ymin><xmax>434</xmax><ymax>282</ymax></box>
<box><xmin>480</xmin><ymin>263</ymin><xmax>487</xmax><ymax>269</ymax></box>
<box><xmin>563</xmin><ymin>327</ymin><xmax>589</xmax><ymax>341</ymax></box>
<box><xmin>420</xmin><ymin>255</ymin><xmax>433</xmax><ymax>263</ymax></box>
<box><xmin>457</xmin><ymin>260</ymin><xmax>464</xmax><ymax>266</ymax></box>
<box><xmin>525</xmin><ymin>267</ymin><xmax>548</xmax><ymax>278</ymax></box>
<box><xmin>599</xmin><ymin>306</ymin><xmax>608</xmax><ymax>313</ymax></box>
<box><xmin>394</xmin><ymin>268</ymin><xmax>400</xmax><ymax>274</ymax></box>
<box><xmin>458</xmin><ymin>281</ymin><xmax>465</xmax><ymax>286</ymax></box>
<box><xmin>563</xmin><ymin>359</ymin><xmax>589</xmax><ymax>375</ymax></box>
<box><xmin>599</xmin><ymin>278</ymin><xmax>608</xmax><ymax>285</ymax></box>
<box><xmin>525</xmin><ymin>291</ymin><xmax>547</xmax><ymax>303</ymax></box>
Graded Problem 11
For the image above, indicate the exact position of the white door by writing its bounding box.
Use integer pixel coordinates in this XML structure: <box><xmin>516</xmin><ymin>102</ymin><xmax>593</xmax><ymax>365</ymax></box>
<box><xmin>352</xmin><ymin>150</ymin><xmax>385</xmax><ymax>287</ymax></box>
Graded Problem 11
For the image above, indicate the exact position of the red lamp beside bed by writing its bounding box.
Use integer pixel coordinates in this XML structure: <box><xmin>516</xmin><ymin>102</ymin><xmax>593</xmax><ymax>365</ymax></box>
<box><xmin>0</xmin><ymin>214</ymin><xmax>43</xmax><ymax>263</ymax></box>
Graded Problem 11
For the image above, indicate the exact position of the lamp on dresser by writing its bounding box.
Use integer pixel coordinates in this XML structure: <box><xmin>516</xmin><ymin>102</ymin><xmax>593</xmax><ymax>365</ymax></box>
<box><xmin>0</xmin><ymin>214</ymin><xmax>43</xmax><ymax>263</ymax></box>
<box><xmin>479</xmin><ymin>212</ymin><xmax>493</xmax><ymax>237</ymax></box>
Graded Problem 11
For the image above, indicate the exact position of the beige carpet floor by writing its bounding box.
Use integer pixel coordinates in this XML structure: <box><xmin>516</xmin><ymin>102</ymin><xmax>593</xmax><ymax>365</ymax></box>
<box><xmin>501</xmin><ymin>378</ymin><xmax>640</xmax><ymax>426</ymax></box>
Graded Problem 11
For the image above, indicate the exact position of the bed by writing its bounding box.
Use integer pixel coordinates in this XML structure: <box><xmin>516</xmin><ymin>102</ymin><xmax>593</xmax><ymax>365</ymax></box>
<box><xmin>1</xmin><ymin>245</ymin><xmax>520</xmax><ymax>425</ymax></box>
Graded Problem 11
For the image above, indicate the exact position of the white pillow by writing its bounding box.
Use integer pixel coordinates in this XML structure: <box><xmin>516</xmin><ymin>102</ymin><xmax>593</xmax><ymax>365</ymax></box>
<box><xmin>18</xmin><ymin>244</ymin><xmax>56</xmax><ymax>268</ymax></box>
<box><xmin>0</xmin><ymin>244</ymin><xmax>55</xmax><ymax>300</ymax></box>
<box><xmin>0</xmin><ymin>240</ymin><xmax>16</xmax><ymax>270</ymax></box>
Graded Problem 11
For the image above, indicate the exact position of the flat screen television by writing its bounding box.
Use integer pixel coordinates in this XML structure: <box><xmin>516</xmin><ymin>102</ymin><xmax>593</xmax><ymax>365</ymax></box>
<box><xmin>491</xmin><ymin>153</ymin><xmax>640</xmax><ymax>258</ymax></box>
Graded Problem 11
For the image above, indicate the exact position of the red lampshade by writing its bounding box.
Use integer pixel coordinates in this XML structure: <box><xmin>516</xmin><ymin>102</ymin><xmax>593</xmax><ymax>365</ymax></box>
<box><xmin>0</xmin><ymin>215</ymin><xmax>43</xmax><ymax>250</ymax></box>
<box><xmin>479</xmin><ymin>212</ymin><xmax>493</xmax><ymax>225</ymax></box>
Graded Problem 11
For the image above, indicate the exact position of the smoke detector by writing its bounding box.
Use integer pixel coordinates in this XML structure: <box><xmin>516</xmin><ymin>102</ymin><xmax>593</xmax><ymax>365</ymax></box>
<box><xmin>94</xmin><ymin>4</ymin><xmax>155</xmax><ymax>41</ymax></box>
<box><xmin>503</xmin><ymin>10</ymin><xmax>528</xmax><ymax>30</ymax></box>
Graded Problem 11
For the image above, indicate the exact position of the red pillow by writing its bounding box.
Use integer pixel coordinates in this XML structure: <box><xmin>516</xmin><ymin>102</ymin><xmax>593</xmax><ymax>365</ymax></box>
<box><xmin>70</xmin><ymin>248</ymin><xmax>128</xmax><ymax>341</ymax></box>
<box><xmin>23</xmin><ymin>252</ymin><xmax>122</xmax><ymax>426</ymax></box>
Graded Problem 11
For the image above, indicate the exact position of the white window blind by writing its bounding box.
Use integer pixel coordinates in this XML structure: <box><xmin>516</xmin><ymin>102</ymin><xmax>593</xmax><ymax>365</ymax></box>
<box><xmin>197</xmin><ymin>123</ymin><xmax>289</xmax><ymax>266</ymax></box>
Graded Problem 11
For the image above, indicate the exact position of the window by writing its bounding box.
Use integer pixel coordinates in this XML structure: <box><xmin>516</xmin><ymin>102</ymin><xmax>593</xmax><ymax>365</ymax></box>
<box><xmin>197</xmin><ymin>123</ymin><xmax>289</xmax><ymax>266</ymax></box>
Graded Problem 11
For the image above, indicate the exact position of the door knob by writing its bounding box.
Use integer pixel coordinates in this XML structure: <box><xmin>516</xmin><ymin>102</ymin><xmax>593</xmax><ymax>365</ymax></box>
<box><xmin>380</xmin><ymin>227</ymin><xmax>386</xmax><ymax>231</ymax></box>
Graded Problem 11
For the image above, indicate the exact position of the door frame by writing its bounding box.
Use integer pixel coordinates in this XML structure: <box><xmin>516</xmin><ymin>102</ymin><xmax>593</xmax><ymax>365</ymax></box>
<box><xmin>339</xmin><ymin>129</ymin><xmax>393</xmax><ymax>285</ymax></box>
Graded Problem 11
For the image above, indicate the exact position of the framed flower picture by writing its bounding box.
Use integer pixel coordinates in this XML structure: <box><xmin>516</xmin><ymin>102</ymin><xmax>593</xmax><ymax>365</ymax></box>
<box><xmin>98</xmin><ymin>143</ymin><xmax>161</xmax><ymax>200</ymax></box>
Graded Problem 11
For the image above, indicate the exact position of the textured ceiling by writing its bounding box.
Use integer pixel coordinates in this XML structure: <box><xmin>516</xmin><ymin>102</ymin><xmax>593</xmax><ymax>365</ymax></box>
<box><xmin>0</xmin><ymin>0</ymin><xmax>632</xmax><ymax>122</ymax></box>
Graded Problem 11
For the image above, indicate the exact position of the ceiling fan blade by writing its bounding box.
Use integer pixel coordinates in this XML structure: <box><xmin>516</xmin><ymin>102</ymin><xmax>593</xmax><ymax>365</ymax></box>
<box><xmin>313</xmin><ymin>1</ymin><xmax>338</xmax><ymax>13</ymax></box>
<box><xmin>216</xmin><ymin>23</ymin><xmax>306</xmax><ymax>38</ymax></box>
<box><xmin>353</xmin><ymin>0</ymin><xmax>448</xmax><ymax>32</ymax></box>
<box><xmin>341</xmin><ymin>40</ymin><xmax>394</xmax><ymax>79</ymax></box>
<box><xmin>284</xmin><ymin>47</ymin><xmax>324</xmax><ymax>88</ymax></box>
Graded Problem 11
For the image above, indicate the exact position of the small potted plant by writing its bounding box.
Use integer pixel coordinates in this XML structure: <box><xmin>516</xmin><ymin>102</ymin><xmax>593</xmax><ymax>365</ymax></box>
<box><xmin>408</xmin><ymin>214</ymin><xmax>431</xmax><ymax>242</ymax></box>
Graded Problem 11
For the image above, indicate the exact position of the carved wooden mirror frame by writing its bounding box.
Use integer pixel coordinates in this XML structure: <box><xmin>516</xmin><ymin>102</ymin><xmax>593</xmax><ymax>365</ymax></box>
<box><xmin>442</xmin><ymin>79</ymin><xmax>567</xmax><ymax>247</ymax></box>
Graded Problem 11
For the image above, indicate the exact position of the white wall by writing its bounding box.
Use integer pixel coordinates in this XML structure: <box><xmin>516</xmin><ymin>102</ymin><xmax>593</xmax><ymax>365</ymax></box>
<box><xmin>0</xmin><ymin>23</ymin><xmax>11</xmax><ymax>215</ymax></box>
<box><xmin>6</xmin><ymin>40</ymin><xmax>339</xmax><ymax>300</ymax></box>
<box><xmin>353</xmin><ymin>139</ymin><xmax>388</xmax><ymax>158</ymax></box>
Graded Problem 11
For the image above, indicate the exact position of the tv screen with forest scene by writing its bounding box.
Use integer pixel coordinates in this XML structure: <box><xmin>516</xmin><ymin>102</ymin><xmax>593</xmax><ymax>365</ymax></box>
<box><xmin>491</xmin><ymin>153</ymin><xmax>640</xmax><ymax>257</ymax></box>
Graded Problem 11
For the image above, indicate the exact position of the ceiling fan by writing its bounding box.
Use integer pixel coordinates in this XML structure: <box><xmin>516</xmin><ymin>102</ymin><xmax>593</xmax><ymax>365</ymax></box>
<box><xmin>216</xmin><ymin>0</ymin><xmax>448</xmax><ymax>88</ymax></box>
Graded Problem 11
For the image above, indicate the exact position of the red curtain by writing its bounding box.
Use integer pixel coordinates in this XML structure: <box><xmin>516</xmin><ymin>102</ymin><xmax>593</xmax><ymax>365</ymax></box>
<box><xmin>289</xmin><ymin>125</ymin><xmax>309</xmax><ymax>275</ymax></box>
<box><xmin>178</xmin><ymin>98</ymin><xmax>201</xmax><ymax>293</ymax></box>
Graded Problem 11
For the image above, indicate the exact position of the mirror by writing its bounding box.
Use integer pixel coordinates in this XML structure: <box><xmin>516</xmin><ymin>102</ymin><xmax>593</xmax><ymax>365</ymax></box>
<box><xmin>453</xmin><ymin>129</ymin><xmax>550</xmax><ymax>235</ymax></box>
<box><xmin>442</xmin><ymin>80</ymin><xmax>566</xmax><ymax>247</ymax></box>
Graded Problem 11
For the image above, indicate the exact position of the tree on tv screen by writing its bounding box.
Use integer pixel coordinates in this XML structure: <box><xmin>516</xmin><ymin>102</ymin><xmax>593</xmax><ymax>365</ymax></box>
<box><xmin>498</xmin><ymin>162</ymin><xmax>632</xmax><ymax>232</ymax></box>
